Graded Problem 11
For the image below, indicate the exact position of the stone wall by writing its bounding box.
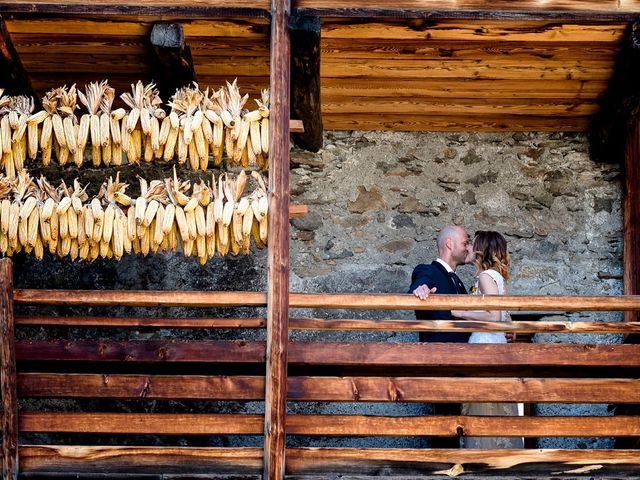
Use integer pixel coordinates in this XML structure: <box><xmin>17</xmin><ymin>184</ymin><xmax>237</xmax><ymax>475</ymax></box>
<box><xmin>13</xmin><ymin>130</ymin><xmax>624</xmax><ymax>449</ymax></box>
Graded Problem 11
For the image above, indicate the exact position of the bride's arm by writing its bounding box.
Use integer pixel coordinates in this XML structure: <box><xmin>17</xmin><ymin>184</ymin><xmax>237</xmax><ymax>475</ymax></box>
<box><xmin>451</xmin><ymin>273</ymin><xmax>501</xmax><ymax>321</ymax></box>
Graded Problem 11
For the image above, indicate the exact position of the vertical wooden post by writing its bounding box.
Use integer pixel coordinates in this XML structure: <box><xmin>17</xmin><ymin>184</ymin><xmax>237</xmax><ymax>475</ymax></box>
<box><xmin>623</xmin><ymin>120</ymin><xmax>640</xmax><ymax>324</ymax></box>
<box><xmin>0</xmin><ymin>258</ymin><xmax>17</xmax><ymax>480</ymax></box>
<box><xmin>264</xmin><ymin>0</ymin><xmax>290</xmax><ymax>479</ymax></box>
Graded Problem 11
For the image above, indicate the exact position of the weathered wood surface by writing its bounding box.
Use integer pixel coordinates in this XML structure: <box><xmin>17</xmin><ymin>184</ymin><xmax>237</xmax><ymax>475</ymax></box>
<box><xmin>19</xmin><ymin>446</ymin><xmax>263</xmax><ymax>474</ymax></box>
<box><xmin>284</xmin><ymin>448</ymin><xmax>640</xmax><ymax>475</ymax></box>
<box><xmin>0</xmin><ymin>15</ymin><xmax>39</xmax><ymax>105</ymax></box>
<box><xmin>15</xmin><ymin>341</ymin><xmax>640</xmax><ymax>366</ymax></box>
<box><xmin>265</xmin><ymin>0</ymin><xmax>291</xmax><ymax>479</ymax></box>
<box><xmin>15</xmin><ymin>291</ymin><xmax>640</xmax><ymax>311</ymax></box>
<box><xmin>19</xmin><ymin>373</ymin><xmax>640</xmax><ymax>403</ymax></box>
<box><xmin>623</xmin><ymin>116</ymin><xmax>640</xmax><ymax>324</ymax></box>
<box><xmin>17</xmin><ymin>315</ymin><xmax>640</xmax><ymax>333</ymax></box>
<box><xmin>18</xmin><ymin>412</ymin><xmax>640</xmax><ymax>437</ymax></box>
<box><xmin>1</xmin><ymin>259</ymin><xmax>17</xmax><ymax>480</ymax></box>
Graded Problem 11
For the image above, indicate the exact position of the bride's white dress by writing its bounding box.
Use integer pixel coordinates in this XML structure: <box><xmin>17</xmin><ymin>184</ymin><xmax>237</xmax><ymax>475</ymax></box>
<box><xmin>461</xmin><ymin>269</ymin><xmax>524</xmax><ymax>449</ymax></box>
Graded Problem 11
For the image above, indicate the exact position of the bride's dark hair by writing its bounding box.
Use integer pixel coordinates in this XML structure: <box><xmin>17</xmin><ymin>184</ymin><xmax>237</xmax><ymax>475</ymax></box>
<box><xmin>473</xmin><ymin>231</ymin><xmax>511</xmax><ymax>280</ymax></box>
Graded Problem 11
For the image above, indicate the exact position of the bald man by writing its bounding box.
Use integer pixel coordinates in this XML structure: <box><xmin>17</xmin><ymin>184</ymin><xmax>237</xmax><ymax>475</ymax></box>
<box><xmin>409</xmin><ymin>224</ymin><xmax>472</xmax><ymax>343</ymax></box>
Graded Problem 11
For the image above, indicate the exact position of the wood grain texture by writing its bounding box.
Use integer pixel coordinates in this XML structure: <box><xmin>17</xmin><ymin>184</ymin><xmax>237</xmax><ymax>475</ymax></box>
<box><xmin>19</xmin><ymin>446</ymin><xmax>263</xmax><ymax>474</ymax></box>
<box><xmin>18</xmin><ymin>374</ymin><xmax>640</xmax><ymax>403</ymax></box>
<box><xmin>284</xmin><ymin>447</ymin><xmax>640</xmax><ymax>475</ymax></box>
<box><xmin>0</xmin><ymin>259</ymin><xmax>17</xmax><ymax>480</ymax></box>
<box><xmin>15</xmin><ymin>340</ymin><xmax>640</xmax><ymax>366</ymax></box>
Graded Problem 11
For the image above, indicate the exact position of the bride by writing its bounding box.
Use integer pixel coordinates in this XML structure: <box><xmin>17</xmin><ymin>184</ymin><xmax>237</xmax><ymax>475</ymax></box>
<box><xmin>451</xmin><ymin>230</ymin><xmax>523</xmax><ymax>449</ymax></box>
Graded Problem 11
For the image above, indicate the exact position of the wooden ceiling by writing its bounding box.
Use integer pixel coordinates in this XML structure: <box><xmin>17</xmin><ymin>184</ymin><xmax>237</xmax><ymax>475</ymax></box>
<box><xmin>1</xmin><ymin>0</ymin><xmax>637</xmax><ymax>131</ymax></box>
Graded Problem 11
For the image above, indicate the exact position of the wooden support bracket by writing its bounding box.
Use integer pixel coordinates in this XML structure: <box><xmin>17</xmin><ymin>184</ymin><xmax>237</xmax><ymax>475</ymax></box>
<box><xmin>148</xmin><ymin>22</ymin><xmax>197</xmax><ymax>102</ymax></box>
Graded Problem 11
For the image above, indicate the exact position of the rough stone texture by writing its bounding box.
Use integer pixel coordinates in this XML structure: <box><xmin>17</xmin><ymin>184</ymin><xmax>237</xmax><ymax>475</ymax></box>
<box><xmin>13</xmin><ymin>131</ymin><xmax>624</xmax><ymax>450</ymax></box>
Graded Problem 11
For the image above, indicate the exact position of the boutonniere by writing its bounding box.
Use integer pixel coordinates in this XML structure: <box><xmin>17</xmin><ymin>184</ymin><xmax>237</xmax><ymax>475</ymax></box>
<box><xmin>470</xmin><ymin>286</ymin><xmax>476</xmax><ymax>294</ymax></box>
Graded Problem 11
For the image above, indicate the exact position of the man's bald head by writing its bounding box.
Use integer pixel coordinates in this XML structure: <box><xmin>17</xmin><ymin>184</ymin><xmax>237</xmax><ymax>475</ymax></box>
<box><xmin>437</xmin><ymin>225</ymin><xmax>464</xmax><ymax>256</ymax></box>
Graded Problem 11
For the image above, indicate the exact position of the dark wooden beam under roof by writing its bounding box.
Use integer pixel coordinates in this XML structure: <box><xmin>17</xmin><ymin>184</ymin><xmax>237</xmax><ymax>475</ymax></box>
<box><xmin>148</xmin><ymin>22</ymin><xmax>196</xmax><ymax>102</ymax></box>
<box><xmin>0</xmin><ymin>15</ymin><xmax>39</xmax><ymax>106</ymax></box>
<box><xmin>290</xmin><ymin>14</ymin><xmax>323</xmax><ymax>152</ymax></box>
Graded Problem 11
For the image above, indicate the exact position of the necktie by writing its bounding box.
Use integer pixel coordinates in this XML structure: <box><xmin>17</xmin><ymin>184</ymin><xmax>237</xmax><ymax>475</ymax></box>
<box><xmin>450</xmin><ymin>271</ymin><xmax>465</xmax><ymax>293</ymax></box>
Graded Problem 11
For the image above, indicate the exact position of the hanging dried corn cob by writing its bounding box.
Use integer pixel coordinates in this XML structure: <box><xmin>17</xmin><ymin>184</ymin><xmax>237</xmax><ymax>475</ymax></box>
<box><xmin>120</xmin><ymin>81</ymin><xmax>162</xmax><ymax>164</ymax></box>
<box><xmin>165</xmin><ymin>167</ymin><xmax>191</xmax><ymax>254</ymax></box>
<box><xmin>167</xmin><ymin>84</ymin><xmax>205</xmax><ymax>170</ymax></box>
<box><xmin>0</xmin><ymin>175</ymin><xmax>16</xmax><ymax>254</ymax></box>
<box><xmin>0</xmin><ymin>95</ymin><xmax>34</xmax><ymax>177</ymax></box>
<box><xmin>78</xmin><ymin>81</ymin><xmax>109</xmax><ymax>167</ymax></box>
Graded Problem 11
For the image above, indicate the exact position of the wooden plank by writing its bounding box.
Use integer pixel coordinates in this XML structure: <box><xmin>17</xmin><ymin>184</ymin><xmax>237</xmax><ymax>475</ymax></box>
<box><xmin>15</xmin><ymin>291</ymin><xmax>640</xmax><ymax>311</ymax></box>
<box><xmin>14</xmin><ymin>290</ymin><xmax>267</xmax><ymax>307</ymax></box>
<box><xmin>287</xmin><ymin>342</ymin><xmax>640</xmax><ymax>367</ymax></box>
<box><xmin>18</xmin><ymin>473</ymin><xmax>260</xmax><ymax>479</ymax></box>
<box><xmin>322</xmin><ymin>77</ymin><xmax>608</xmax><ymax>99</ymax></box>
<box><xmin>322</xmin><ymin>96</ymin><xmax>600</xmax><ymax>116</ymax></box>
<box><xmin>18</xmin><ymin>374</ymin><xmax>640</xmax><ymax>403</ymax></box>
<box><xmin>15</xmin><ymin>341</ymin><xmax>640</xmax><ymax>367</ymax></box>
<box><xmin>0</xmin><ymin>16</ymin><xmax>39</xmax><ymax>106</ymax></box>
<box><xmin>284</xmin><ymin>415</ymin><xmax>640</xmax><ymax>437</ymax></box>
<box><xmin>0</xmin><ymin>259</ymin><xmax>17</xmax><ymax>480</ymax></box>
<box><xmin>624</xmin><ymin>113</ymin><xmax>640</xmax><ymax>323</ymax></box>
<box><xmin>320</xmin><ymin>19</ymin><xmax>627</xmax><ymax>43</ymax></box>
<box><xmin>19</xmin><ymin>446</ymin><xmax>263</xmax><ymax>474</ymax></box>
<box><xmin>20</xmin><ymin>412</ymin><xmax>264</xmax><ymax>435</ymax></box>
<box><xmin>264</xmin><ymin>0</ymin><xmax>291</xmax><ymax>479</ymax></box>
<box><xmin>15</xmin><ymin>316</ymin><xmax>266</xmax><ymax>328</ymax></box>
<box><xmin>0</xmin><ymin>2</ymin><xmax>271</xmax><ymax>17</ymax></box>
<box><xmin>16</xmin><ymin>340</ymin><xmax>265</xmax><ymax>363</ymax></box>
<box><xmin>322</xmin><ymin>38</ymin><xmax>620</xmax><ymax>62</ymax></box>
<box><xmin>322</xmin><ymin>113</ymin><xmax>591</xmax><ymax>131</ymax></box>
<box><xmin>321</xmin><ymin>58</ymin><xmax>614</xmax><ymax>81</ymax></box>
<box><xmin>18</xmin><ymin>373</ymin><xmax>265</xmax><ymax>400</ymax></box>
<box><xmin>284</xmin><ymin>448</ymin><xmax>640</xmax><ymax>475</ymax></box>
<box><xmin>289</xmin><ymin>318</ymin><xmax>640</xmax><ymax>333</ymax></box>
<box><xmin>287</xmin><ymin>376</ymin><xmax>640</xmax><ymax>403</ymax></box>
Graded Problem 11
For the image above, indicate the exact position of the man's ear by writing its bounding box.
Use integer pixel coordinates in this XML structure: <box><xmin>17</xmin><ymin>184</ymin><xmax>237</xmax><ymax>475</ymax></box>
<box><xmin>445</xmin><ymin>237</ymin><xmax>453</xmax><ymax>250</ymax></box>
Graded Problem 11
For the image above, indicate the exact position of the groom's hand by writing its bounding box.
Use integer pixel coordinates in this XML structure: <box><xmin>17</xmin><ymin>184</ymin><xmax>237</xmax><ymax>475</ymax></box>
<box><xmin>505</xmin><ymin>332</ymin><xmax>517</xmax><ymax>343</ymax></box>
<box><xmin>413</xmin><ymin>284</ymin><xmax>437</xmax><ymax>300</ymax></box>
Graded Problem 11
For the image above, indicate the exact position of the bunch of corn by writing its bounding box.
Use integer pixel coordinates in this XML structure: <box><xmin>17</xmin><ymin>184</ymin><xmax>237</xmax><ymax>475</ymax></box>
<box><xmin>0</xmin><ymin>92</ymin><xmax>42</xmax><ymax>178</ymax></box>
<box><xmin>37</xmin><ymin>85</ymin><xmax>80</xmax><ymax>167</ymax></box>
<box><xmin>166</xmin><ymin>84</ymin><xmax>205</xmax><ymax>170</ymax></box>
<box><xmin>120</xmin><ymin>81</ymin><xmax>165</xmax><ymax>164</ymax></box>
<box><xmin>77</xmin><ymin>81</ymin><xmax>125</xmax><ymax>167</ymax></box>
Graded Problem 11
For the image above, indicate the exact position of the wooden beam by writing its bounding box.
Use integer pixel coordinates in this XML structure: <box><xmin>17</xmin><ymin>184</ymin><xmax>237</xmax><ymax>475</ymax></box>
<box><xmin>290</xmin><ymin>15</ymin><xmax>323</xmax><ymax>152</ymax></box>
<box><xmin>0</xmin><ymin>15</ymin><xmax>38</xmax><ymax>106</ymax></box>
<box><xmin>148</xmin><ymin>22</ymin><xmax>196</xmax><ymax>103</ymax></box>
<box><xmin>0</xmin><ymin>258</ymin><xmax>17</xmax><ymax>480</ymax></box>
<box><xmin>264</xmin><ymin>0</ymin><xmax>291</xmax><ymax>478</ymax></box>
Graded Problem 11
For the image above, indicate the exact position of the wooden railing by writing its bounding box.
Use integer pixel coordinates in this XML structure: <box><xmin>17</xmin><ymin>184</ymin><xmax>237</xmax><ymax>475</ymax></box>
<box><xmin>3</xmin><ymin>268</ymin><xmax>640</xmax><ymax>478</ymax></box>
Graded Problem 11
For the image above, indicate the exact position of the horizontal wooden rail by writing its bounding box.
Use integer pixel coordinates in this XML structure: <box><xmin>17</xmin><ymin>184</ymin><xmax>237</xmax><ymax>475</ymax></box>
<box><xmin>18</xmin><ymin>446</ymin><xmax>640</xmax><ymax>475</ymax></box>
<box><xmin>15</xmin><ymin>316</ymin><xmax>640</xmax><ymax>334</ymax></box>
<box><xmin>16</xmin><ymin>341</ymin><xmax>640</xmax><ymax>366</ymax></box>
<box><xmin>15</xmin><ymin>291</ymin><xmax>640</xmax><ymax>311</ymax></box>
<box><xmin>19</xmin><ymin>446</ymin><xmax>264</xmax><ymax>474</ymax></box>
<box><xmin>285</xmin><ymin>448</ymin><xmax>640</xmax><ymax>475</ymax></box>
<box><xmin>19</xmin><ymin>412</ymin><xmax>640</xmax><ymax>437</ymax></box>
<box><xmin>18</xmin><ymin>373</ymin><xmax>640</xmax><ymax>403</ymax></box>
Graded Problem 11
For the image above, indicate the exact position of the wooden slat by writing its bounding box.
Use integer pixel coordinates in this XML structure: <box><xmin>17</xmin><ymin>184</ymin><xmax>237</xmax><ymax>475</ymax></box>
<box><xmin>19</xmin><ymin>446</ymin><xmax>263</xmax><ymax>474</ymax></box>
<box><xmin>16</xmin><ymin>340</ymin><xmax>265</xmax><ymax>363</ymax></box>
<box><xmin>18</xmin><ymin>374</ymin><xmax>265</xmax><ymax>400</ymax></box>
<box><xmin>264</xmin><ymin>0</ymin><xmax>291</xmax><ymax>478</ymax></box>
<box><xmin>284</xmin><ymin>447</ymin><xmax>640</xmax><ymax>475</ymax></box>
<box><xmin>15</xmin><ymin>316</ymin><xmax>266</xmax><ymax>328</ymax></box>
<box><xmin>17</xmin><ymin>316</ymin><xmax>640</xmax><ymax>333</ymax></box>
<box><xmin>20</xmin><ymin>412</ymin><xmax>264</xmax><ymax>435</ymax></box>
<box><xmin>321</xmin><ymin>20</ymin><xmax>627</xmax><ymax>43</ymax></box>
<box><xmin>0</xmin><ymin>258</ymin><xmax>17</xmax><ymax>480</ymax></box>
<box><xmin>18</xmin><ymin>373</ymin><xmax>640</xmax><ymax>403</ymax></box>
<box><xmin>289</xmin><ymin>318</ymin><xmax>640</xmax><ymax>333</ymax></box>
<box><xmin>322</xmin><ymin>58</ymin><xmax>614</xmax><ymax>81</ymax></box>
<box><xmin>624</xmin><ymin>113</ymin><xmax>640</xmax><ymax>323</ymax></box>
<box><xmin>285</xmin><ymin>415</ymin><xmax>640</xmax><ymax>437</ymax></box>
<box><xmin>287</xmin><ymin>376</ymin><xmax>640</xmax><ymax>403</ymax></box>
<box><xmin>321</xmin><ymin>78</ymin><xmax>609</xmax><ymax>100</ymax></box>
<box><xmin>322</xmin><ymin>97</ymin><xmax>600</xmax><ymax>116</ymax></box>
<box><xmin>323</xmin><ymin>113</ymin><xmax>592</xmax><ymax>131</ymax></box>
<box><xmin>15</xmin><ymin>341</ymin><xmax>640</xmax><ymax>367</ymax></box>
<box><xmin>15</xmin><ymin>291</ymin><xmax>640</xmax><ymax>310</ymax></box>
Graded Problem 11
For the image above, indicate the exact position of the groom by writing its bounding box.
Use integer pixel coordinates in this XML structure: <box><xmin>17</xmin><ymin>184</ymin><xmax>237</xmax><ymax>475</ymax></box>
<box><xmin>409</xmin><ymin>224</ymin><xmax>472</xmax><ymax>343</ymax></box>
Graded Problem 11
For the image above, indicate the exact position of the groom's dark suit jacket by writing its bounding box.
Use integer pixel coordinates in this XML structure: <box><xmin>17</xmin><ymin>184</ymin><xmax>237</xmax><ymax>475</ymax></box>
<box><xmin>409</xmin><ymin>260</ymin><xmax>471</xmax><ymax>343</ymax></box>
